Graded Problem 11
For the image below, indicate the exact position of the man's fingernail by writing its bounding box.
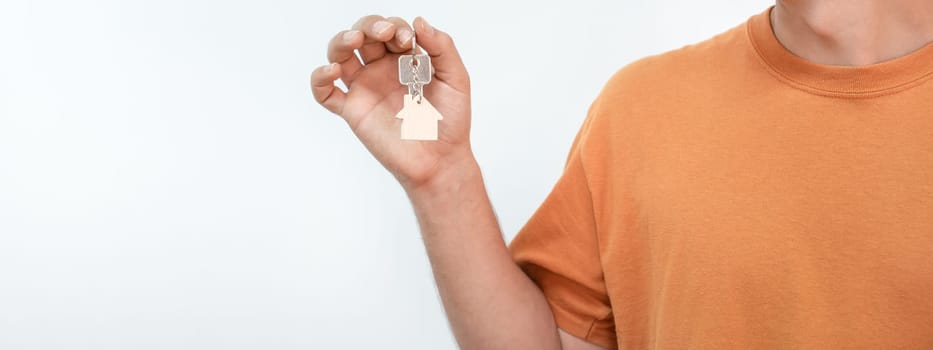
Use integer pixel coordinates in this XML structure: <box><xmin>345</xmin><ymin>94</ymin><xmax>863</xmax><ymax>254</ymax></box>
<box><xmin>324</xmin><ymin>63</ymin><xmax>336</xmax><ymax>72</ymax></box>
<box><xmin>373</xmin><ymin>21</ymin><xmax>392</xmax><ymax>35</ymax></box>
<box><xmin>397</xmin><ymin>29</ymin><xmax>413</xmax><ymax>44</ymax></box>
<box><xmin>343</xmin><ymin>30</ymin><xmax>358</xmax><ymax>43</ymax></box>
<box><xmin>421</xmin><ymin>17</ymin><xmax>435</xmax><ymax>36</ymax></box>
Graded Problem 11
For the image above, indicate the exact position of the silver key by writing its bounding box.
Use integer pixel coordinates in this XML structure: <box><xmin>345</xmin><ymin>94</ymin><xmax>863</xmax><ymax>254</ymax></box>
<box><xmin>398</xmin><ymin>54</ymin><xmax>432</xmax><ymax>85</ymax></box>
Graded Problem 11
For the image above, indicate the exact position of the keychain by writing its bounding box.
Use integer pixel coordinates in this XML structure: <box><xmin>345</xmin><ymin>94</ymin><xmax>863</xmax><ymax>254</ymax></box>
<box><xmin>396</xmin><ymin>34</ymin><xmax>443</xmax><ymax>141</ymax></box>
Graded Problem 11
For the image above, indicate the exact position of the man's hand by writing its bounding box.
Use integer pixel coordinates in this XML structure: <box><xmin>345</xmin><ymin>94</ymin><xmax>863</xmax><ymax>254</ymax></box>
<box><xmin>311</xmin><ymin>16</ymin><xmax>472</xmax><ymax>190</ymax></box>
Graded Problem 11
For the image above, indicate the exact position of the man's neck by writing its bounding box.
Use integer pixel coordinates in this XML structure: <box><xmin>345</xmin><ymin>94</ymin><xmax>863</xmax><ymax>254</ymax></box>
<box><xmin>771</xmin><ymin>0</ymin><xmax>933</xmax><ymax>66</ymax></box>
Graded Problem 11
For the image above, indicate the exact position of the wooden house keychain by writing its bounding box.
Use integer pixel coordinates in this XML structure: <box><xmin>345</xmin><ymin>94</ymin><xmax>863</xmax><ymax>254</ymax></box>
<box><xmin>396</xmin><ymin>34</ymin><xmax>443</xmax><ymax>140</ymax></box>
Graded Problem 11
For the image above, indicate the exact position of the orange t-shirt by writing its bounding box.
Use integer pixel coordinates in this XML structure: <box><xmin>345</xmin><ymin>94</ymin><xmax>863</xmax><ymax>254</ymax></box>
<box><xmin>508</xmin><ymin>6</ymin><xmax>933</xmax><ymax>349</ymax></box>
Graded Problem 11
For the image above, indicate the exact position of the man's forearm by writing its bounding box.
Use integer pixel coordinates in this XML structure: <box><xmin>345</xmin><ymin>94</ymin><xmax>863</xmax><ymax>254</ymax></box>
<box><xmin>404</xmin><ymin>154</ymin><xmax>561</xmax><ymax>350</ymax></box>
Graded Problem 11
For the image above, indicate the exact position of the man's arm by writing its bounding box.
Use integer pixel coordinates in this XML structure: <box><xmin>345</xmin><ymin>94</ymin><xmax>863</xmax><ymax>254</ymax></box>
<box><xmin>406</xmin><ymin>153</ymin><xmax>606</xmax><ymax>350</ymax></box>
<box><xmin>403</xmin><ymin>153</ymin><xmax>550</xmax><ymax>349</ymax></box>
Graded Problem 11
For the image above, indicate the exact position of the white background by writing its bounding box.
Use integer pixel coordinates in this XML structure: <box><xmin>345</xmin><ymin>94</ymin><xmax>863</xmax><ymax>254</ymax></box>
<box><xmin>0</xmin><ymin>0</ymin><xmax>771</xmax><ymax>348</ymax></box>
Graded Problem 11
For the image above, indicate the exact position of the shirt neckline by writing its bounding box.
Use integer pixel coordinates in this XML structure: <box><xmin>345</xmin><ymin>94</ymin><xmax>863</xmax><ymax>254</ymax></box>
<box><xmin>747</xmin><ymin>6</ymin><xmax>933</xmax><ymax>98</ymax></box>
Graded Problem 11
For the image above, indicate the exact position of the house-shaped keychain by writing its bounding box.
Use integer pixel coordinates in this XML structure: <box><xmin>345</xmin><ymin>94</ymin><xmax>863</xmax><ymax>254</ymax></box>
<box><xmin>396</xmin><ymin>37</ymin><xmax>442</xmax><ymax>141</ymax></box>
<box><xmin>396</xmin><ymin>93</ymin><xmax>443</xmax><ymax>140</ymax></box>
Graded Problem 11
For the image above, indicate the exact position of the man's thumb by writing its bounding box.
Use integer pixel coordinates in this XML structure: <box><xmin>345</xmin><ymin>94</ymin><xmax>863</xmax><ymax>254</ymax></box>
<box><xmin>414</xmin><ymin>17</ymin><xmax>469</xmax><ymax>92</ymax></box>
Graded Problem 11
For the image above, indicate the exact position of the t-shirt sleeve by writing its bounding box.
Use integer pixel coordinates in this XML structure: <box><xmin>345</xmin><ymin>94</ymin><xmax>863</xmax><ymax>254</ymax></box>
<box><xmin>507</xmin><ymin>98</ymin><xmax>616</xmax><ymax>349</ymax></box>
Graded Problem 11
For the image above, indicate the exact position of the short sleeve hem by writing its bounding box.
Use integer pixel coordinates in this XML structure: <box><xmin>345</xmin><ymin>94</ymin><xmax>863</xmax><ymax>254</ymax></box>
<box><xmin>547</xmin><ymin>294</ymin><xmax>617</xmax><ymax>349</ymax></box>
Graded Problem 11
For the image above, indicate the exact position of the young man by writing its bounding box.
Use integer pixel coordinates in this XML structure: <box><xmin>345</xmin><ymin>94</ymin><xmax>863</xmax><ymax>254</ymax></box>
<box><xmin>311</xmin><ymin>1</ymin><xmax>933</xmax><ymax>349</ymax></box>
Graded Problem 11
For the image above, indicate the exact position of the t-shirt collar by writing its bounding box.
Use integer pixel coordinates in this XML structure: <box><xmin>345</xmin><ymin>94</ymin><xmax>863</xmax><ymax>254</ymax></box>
<box><xmin>747</xmin><ymin>6</ymin><xmax>933</xmax><ymax>97</ymax></box>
